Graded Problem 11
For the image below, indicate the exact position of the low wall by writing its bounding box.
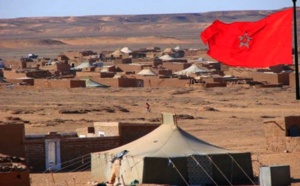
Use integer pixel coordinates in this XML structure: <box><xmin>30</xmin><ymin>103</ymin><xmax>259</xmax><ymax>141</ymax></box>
<box><xmin>3</xmin><ymin>70</ymin><xmax>27</xmax><ymax>79</ymax></box>
<box><xmin>93</xmin><ymin>122</ymin><xmax>119</xmax><ymax>137</ymax></box>
<box><xmin>75</xmin><ymin>71</ymin><xmax>100</xmax><ymax>78</ymax></box>
<box><xmin>0</xmin><ymin>171</ymin><xmax>30</xmax><ymax>186</ymax></box>
<box><xmin>119</xmin><ymin>123</ymin><xmax>160</xmax><ymax>145</ymax></box>
<box><xmin>93</xmin><ymin>78</ymin><xmax>119</xmax><ymax>87</ymax></box>
<box><xmin>24</xmin><ymin>136</ymin><xmax>120</xmax><ymax>172</ymax></box>
<box><xmin>163</xmin><ymin>62</ymin><xmax>190</xmax><ymax>72</ymax></box>
<box><xmin>34</xmin><ymin>79</ymin><xmax>85</xmax><ymax>88</ymax></box>
<box><xmin>264</xmin><ymin>120</ymin><xmax>287</xmax><ymax>152</ymax></box>
<box><xmin>142</xmin><ymin>77</ymin><xmax>190</xmax><ymax>87</ymax></box>
<box><xmin>252</xmin><ymin>72</ymin><xmax>289</xmax><ymax>85</ymax></box>
<box><xmin>264</xmin><ymin>116</ymin><xmax>300</xmax><ymax>152</ymax></box>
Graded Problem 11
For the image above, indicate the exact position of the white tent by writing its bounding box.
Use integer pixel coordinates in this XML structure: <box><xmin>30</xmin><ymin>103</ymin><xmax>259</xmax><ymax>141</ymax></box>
<box><xmin>110</xmin><ymin>49</ymin><xmax>125</xmax><ymax>58</ymax></box>
<box><xmin>84</xmin><ymin>79</ymin><xmax>109</xmax><ymax>88</ymax></box>
<box><xmin>159</xmin><ymin>54</ymin><xmax>174</xmax><ymax>61</ymax></box>
<box><xmin>174</xmin><ymin>46</ymin><xmax>182</xmax><ymax>51</ymax></box>
<box><xmin>91</xmin><ymin>113</ymin><xmax>253</xmax><ymax>185</ymax></box>
<box><xmin>137</xmin><ymin>69</ymin><xmax>157</xmax><ymax>76</ymax></box>
<box><xmin>120</xmin><ymin>47</ymin><xmax>133</xmax><ymax>54</ymax></box>
<box><xmin>175</xmin><ymin>64</ymin><xmax>210</xmax><ymax>76</ymax></box>
<box><xmin>73</xmin><ymin>62</ymin><xmax>93</xmax><ymax>70</ymax></box>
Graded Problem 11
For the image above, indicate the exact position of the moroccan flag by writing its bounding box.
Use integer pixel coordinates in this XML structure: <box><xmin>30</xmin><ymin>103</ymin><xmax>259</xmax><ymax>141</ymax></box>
<box><xmin>200</xmin><ymin>8</ymin><xmax>293</xmax><ymax>68</ymax></box>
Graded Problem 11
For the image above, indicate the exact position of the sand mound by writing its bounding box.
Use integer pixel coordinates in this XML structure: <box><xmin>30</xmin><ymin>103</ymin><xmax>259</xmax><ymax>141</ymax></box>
<box><xmin>0</xmin><ymin>39</ymin><xmax>66</xmax><ymax>48</ymax></box>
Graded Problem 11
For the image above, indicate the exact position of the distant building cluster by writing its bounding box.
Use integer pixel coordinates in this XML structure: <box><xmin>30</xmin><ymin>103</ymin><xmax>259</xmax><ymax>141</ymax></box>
<box><xmin>0</xmin><ymin>45</ymin><xmax>296</xmax><ymax>89</ymax></box>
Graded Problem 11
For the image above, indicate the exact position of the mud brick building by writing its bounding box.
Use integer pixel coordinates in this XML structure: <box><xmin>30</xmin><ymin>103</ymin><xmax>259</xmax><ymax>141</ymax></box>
<box><xmin>264</xmin><ymin>116</ymin><xmax>300</xmax><ymax>152</ymax></box>
<box><xmin>0</xmin><ymin>124</ymin><xmax>29</xmax><ymax>186</ymax></box>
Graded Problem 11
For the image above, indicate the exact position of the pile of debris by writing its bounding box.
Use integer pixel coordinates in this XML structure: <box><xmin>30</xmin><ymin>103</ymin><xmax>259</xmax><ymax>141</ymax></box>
<box><xmin>0</xmin><ymin>154</ymin><xmax>27</xmax><ymax>172</ymax></box>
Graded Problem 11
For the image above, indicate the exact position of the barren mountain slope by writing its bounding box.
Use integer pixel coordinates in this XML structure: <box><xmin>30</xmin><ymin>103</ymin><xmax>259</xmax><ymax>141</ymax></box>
<box><xmin>1</xmin><ymin>8</ymin><xmax>299</xmax><ymax>58</ymax></box>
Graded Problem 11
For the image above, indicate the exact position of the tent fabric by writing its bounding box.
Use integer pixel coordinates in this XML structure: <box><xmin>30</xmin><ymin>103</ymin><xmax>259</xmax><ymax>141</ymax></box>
<box><xmin>174</xmin><ymin>46</ymin><xmax>182</xmax><ymax>51</ymax></box>
<box><xmin>175</xmin><ymin>64</ymin><xmax>210</xmax><ymax>76</ymax></box>
<box><xmin>159</xmin><ymin>54</ymin><xmax>174</xmax><ymax>61</ymax></box>
<box><xmin>73</xmin><ymin>62</ymin><xmax>93</xmax><ymax>70</ymax></box>
<box><xmin>163</xmin><ymin>48</ymin><xmax>175</xmax><ymax>53</ymax></box>
<box><xmin>91</xmin><ymin>113</ymin><xmax>253</xmax><ymax>185</ymax></box>
<box><xmin>84</xmin><ymin>79</ymin><xmax>109</xmax><ymax>88</ymax></box>
<box><xmin>110</xmin><ymin>49</ymin><xmax>124</xmax><ymax>57</ymax></box>
<box><xmin>137</xmin><ymin>69</ymin><xmax>157</xmax><ymax>76</ymax></box>
<box><xmin>93</xmin><ymin>119</ymin><xmax>232</xmax><ymax>158</ymax></box>
<box><xmin>120</xmin><ymin>47</ymin><xmax>133</xmax><ymax>54</ymax></box>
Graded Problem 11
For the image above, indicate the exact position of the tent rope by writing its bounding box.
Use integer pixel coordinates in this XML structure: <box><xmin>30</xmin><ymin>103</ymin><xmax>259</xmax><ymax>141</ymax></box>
<box><xmin>168</xmin><ymin>158</ymin><xmax>190</xmax><ymax>186</ymax></box>
<box><xmin>227</xmin><ymin>153</ymin><xmax>256</xmax><ymax>185</ymax></box>
<box><xmin>190</xmin><ymin>155</ymin><xmax>219</xmax><ymax>186</ymax></box>
<box><xmin>74</xmin><ymin>160</ymin><xmax>91</xmax><ymax>172</ymax></box>
<box><xmin>129</xmin><ymin>155</ymin><xmax>143</xmax><ymax>175</ymax></box>
<box><xmin>68</xmin><ymin>160</ymin><xmax>91</xmax><ymax>172</ymax></box>
<box><xmin>42</xmin><ymin>159</ymin><xmax>92</xmax><ymax>186</ymax></box>
<box><xmin>122</xmin><ymin>156</ymin><xmax>143</xmax><ymax>180</ymax></box>
<box><xmin>43</xmin><ymin>153</ymin><xmax>91</xmax><ymax>173</ymax></box>
<box><xmin>206</xmin><ymin>155</ymin><xmax>233</xmax><ymax>186</ymax></box>
<box><xmin>102</xmin><ymin>153</ymin><xmax>144</xmax><ymax>183</ymax></box>
<box><xmin>231</xmin><ymin>157</ymin><xmax>233</xmax><ymax>182</ymax></box>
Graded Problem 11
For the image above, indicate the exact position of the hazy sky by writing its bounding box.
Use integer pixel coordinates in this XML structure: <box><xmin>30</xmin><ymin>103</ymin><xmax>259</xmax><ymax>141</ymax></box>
<box><xmin>0</xmin><ymin>0</ymin><xmax>294</xmax><ymax>19</ymax></box>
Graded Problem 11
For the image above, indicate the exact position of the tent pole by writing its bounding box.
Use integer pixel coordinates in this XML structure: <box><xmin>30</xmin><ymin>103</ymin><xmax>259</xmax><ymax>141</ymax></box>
<box><xmin>293</xmin><ymin>0</ymin><xmax>300</xmax><ymax>100</ymax></box>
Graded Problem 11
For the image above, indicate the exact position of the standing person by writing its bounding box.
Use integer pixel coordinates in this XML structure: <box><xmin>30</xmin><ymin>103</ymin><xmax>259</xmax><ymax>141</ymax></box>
<box><xmin>107</xmin><ymin>150</ymin><xmax>128</xmax><ymax>186</ymax></box>
<box><xmin>107</xmin><ymin>158</ymin><xmax>122</xmax><ymax>186</ymax></box>
<box><xmin>145</xmin><ymin>102</ymin><xmax>151</xmax><ymax>113</ymax></box>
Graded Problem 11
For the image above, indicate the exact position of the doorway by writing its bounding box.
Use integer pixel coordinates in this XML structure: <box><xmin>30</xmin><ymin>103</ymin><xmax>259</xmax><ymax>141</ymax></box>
<box><xmin>45</xmin><ymin>139</ymin><xmax>61</xmax><ymax>171</ymax></box>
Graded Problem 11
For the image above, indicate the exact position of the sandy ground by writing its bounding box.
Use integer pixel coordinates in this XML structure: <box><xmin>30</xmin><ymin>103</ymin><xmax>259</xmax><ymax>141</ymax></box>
<box><xmin>1</xmin><ymin>85</ymin><xmax>300</xmax><ymax>185</ymax></box>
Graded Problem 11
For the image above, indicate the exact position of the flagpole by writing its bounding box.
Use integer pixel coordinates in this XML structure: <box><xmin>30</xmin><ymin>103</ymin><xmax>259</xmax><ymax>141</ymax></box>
<box><xmin>293</xmin><ymin>0</ymin><xmax>300</xmax><ymax>100</ymax></box>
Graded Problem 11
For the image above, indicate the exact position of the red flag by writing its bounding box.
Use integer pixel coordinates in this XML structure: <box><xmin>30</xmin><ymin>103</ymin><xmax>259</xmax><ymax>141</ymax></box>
<box><xmin>200</xmin><ymin>8</ymin><xmax>293</xmax><ymax>68</ymax></box>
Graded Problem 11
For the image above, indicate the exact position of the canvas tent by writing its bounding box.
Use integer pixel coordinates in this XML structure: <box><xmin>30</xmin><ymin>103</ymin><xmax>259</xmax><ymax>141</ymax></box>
<box><xmin>137</xmin><ymin>69</ymin><xmax>157</xmax><ymax>76</ymax></box>
<box><xmin>72</xmin><ymin>62</ymin><xmax>93</xmax><ymax>70</ymax></box>
<box><xmin>120</xmin><ymin>47</ymin><xmax>133</xmax><ymax>54</ymax></box>
<box><xmin>110</xmin><ymin>49</ymin><xmax>124</xmax><ymax>58</ymax></box>
<box><xmin>175</xmin><ymin>64</ymin><xmax>210</xmax><ymax>76</ymax></box>
<box><xmin>91</xmin><ymin>113</ymin><xmax>254</xmax><ymax>186</ymax></box>
<box><xmin>84</xmin><ymin>79</ymin><xmax>109</xmax><ymax>88</ymax></box>
<box><xmin>159</xmin><ymin>54</ymin><xmax>174</xmax><ymax>61</ymax></box>
<box><xmin>174</xmin><ymin>46</ymin><xmax>182</xmax><ymax>51</ymax></box>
